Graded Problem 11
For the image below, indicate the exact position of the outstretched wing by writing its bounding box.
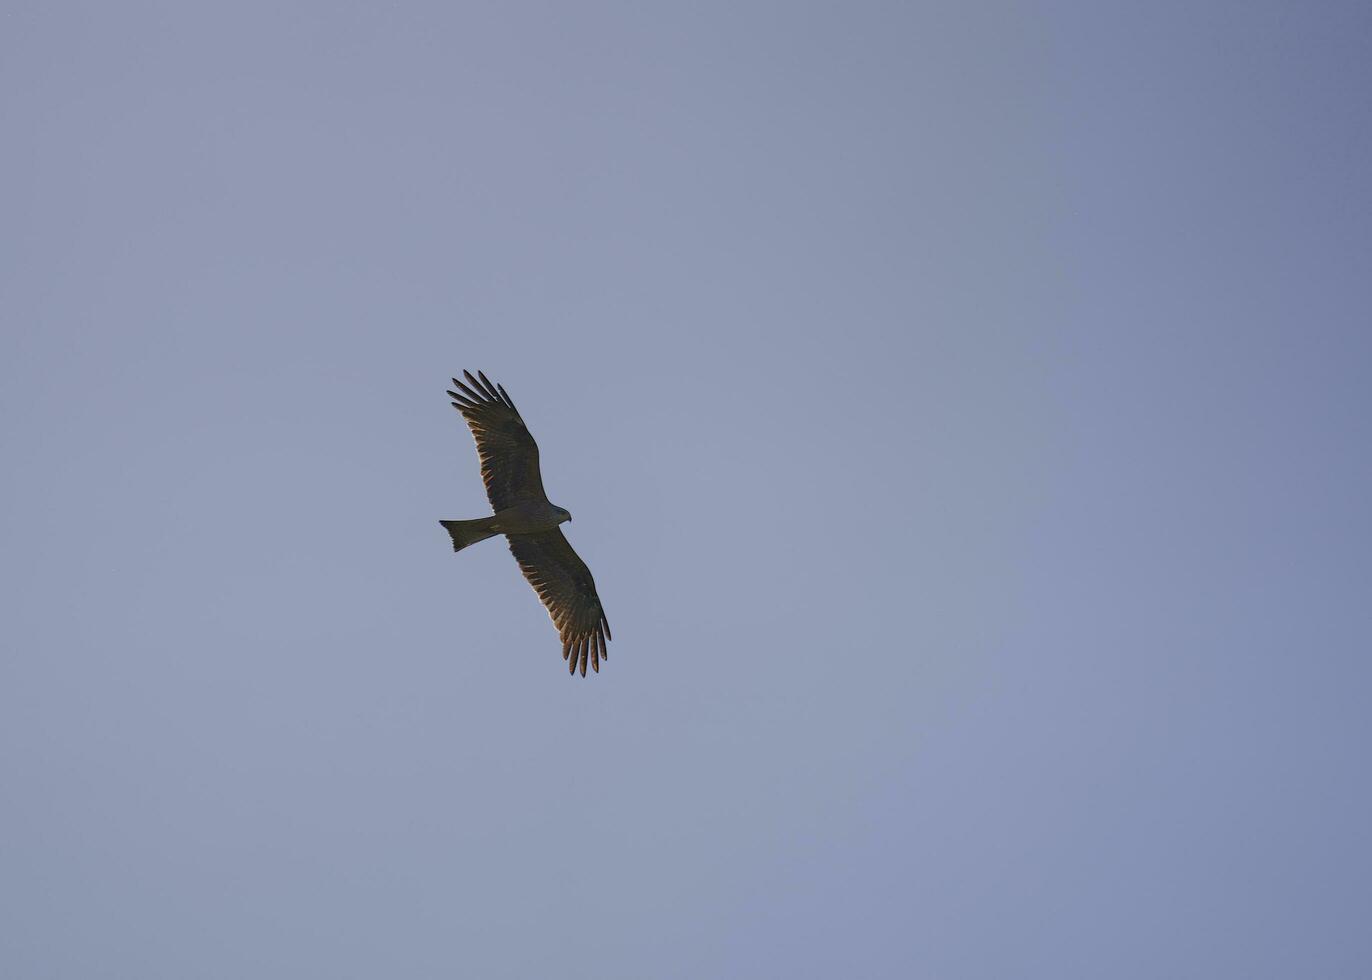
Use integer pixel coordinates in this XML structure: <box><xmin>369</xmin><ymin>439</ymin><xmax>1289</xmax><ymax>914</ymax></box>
<box><xmin>507</xmin><ymin>529</ymin><xmax>612</xmax><ymax>676</ymax></box>
<box><xmin>447</xmin><ymin>371</ymin><xmax>548</xmax><ymax>511</ymax></box>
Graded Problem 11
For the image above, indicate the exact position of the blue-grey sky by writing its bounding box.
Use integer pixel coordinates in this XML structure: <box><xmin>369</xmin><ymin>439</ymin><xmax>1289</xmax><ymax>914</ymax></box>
<box><xmin>3</xmin><ymin>3</ymin><xmax>1369</xmax><ymax>977</ymax></box>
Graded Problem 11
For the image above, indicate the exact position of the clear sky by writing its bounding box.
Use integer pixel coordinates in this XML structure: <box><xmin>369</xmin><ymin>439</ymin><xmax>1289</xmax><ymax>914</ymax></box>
<box><xmin>3</xmin><ymin>3</ymin><xmax>1369</xmax><ymax>977</ymax></box>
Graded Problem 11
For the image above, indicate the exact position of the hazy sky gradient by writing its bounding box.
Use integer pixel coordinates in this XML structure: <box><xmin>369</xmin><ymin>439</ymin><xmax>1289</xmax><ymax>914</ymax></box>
<box><xmin>3</xmin><ymin>3</ymin><xmax>1370</xmax><ymax>977</ymax></box>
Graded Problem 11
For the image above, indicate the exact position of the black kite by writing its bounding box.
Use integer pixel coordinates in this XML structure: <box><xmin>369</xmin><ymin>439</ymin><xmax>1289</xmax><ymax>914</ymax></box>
<box><xmin>441</xmin><ymin>371</ymin><xmax>611</xmax><ymax>676</ymax></box>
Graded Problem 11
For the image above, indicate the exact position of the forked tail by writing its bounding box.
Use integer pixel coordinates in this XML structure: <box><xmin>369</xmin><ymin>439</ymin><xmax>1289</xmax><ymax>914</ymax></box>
<box><xmin>440</xmin><ymin>517</ymin><xmax>499</xmax><ymax>553</ymax></box>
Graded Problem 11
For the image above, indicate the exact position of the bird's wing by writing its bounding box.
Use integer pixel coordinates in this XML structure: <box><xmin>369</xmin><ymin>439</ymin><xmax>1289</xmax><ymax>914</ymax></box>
<box><xmin>507</xmin><ymin>529</ymin><xmax>612</xmax><ymax>676</ymax></box>
<box><xmin>447</xmin><ymin>371</ymin><xmax>548</xmax><ymax>511</ymax></box>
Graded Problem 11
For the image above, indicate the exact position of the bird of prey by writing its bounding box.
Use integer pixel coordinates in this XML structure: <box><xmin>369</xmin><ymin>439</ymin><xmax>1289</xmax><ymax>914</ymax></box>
<box><xmin>441</xmin><ymin>371</ymin><xmax>611</xmax><ymax>676</ymax></box>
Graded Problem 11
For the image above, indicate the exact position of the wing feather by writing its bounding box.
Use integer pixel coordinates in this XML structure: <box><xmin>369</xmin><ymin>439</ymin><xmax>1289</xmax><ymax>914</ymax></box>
<box><xmin>507</xmin><ymin>529</ymin><xmax>611</xmax><ymax>676</ymax></box>
<box><xmin>447</xmin><ymin>372</ymin><xmax>548</xmax><ymax>511</ymax></box>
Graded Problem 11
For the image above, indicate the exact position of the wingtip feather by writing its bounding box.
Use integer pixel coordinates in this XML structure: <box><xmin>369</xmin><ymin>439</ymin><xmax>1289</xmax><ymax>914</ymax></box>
<box><xmin>476</xmin><ymin>370</ymin><xmax>498</xmax><ymax>397</ymax></box>
<box><xmin>461</xmin><ymin>370</ymin><xmax>486</xmax><ymax>398</ymax></box>
<box><xmin>451</xmin><ymin>377</ymin><xmax>483</xmax><ymax>402</ymax></box>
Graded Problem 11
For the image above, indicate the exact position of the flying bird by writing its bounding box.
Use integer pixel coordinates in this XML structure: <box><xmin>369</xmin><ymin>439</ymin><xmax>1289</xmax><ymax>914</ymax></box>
<box><xmin>441</xmin><ymin>371</ymin><xmax>611</xmax><ymax>676</ymax></box>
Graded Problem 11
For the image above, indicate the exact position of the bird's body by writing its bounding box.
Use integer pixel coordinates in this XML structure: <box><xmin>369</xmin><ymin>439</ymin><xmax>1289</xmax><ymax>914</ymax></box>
<box><xmin>490</xmin><ymin>500</ymin><xmax>571</xmax><ymax>535</ymax></box>
<box><xmin>441</xmin><ymin>371</ymin><xmax>611</xmax><ymax>676</ymax></box>
<box><xmin>440</xmin><ymin>500</ymin><xmax>565</xmax><ymax>549</ymax></box>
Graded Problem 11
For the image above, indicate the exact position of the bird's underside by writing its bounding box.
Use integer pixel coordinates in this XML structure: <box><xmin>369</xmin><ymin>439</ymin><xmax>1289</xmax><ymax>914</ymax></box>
<box><xmin>442</xmin><ymin>371</ymin><xmax>611</xmax><ymax>676</ymax></box>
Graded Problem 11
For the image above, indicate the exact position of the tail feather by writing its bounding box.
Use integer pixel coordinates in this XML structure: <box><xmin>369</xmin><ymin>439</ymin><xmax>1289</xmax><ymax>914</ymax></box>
<box><xmin>440</xmin><ymin>517</ymin><xmax>499</xmax><ymax>553</ymax></box>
